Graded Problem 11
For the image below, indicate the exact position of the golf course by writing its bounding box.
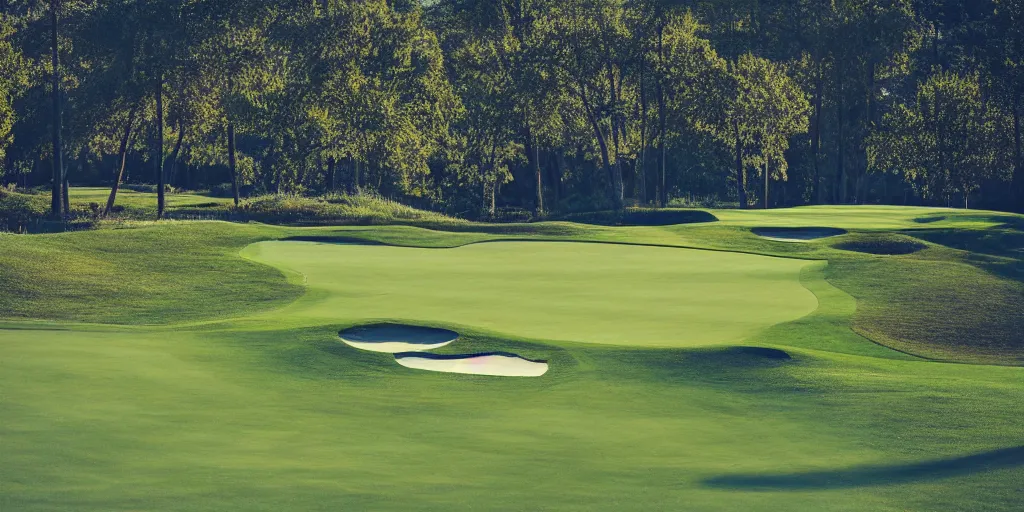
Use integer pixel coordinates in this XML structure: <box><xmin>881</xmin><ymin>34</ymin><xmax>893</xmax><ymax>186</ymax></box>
<box><xmin>2</xmin><ymin>200</ymin><xmax>1022</xmax><ymax>511</ymax></box>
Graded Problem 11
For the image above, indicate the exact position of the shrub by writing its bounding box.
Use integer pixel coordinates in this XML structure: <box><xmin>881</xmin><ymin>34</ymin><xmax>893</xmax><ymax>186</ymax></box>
<box><xmin>234</xmin><ymin>193</ymin><xmax>460</xmax><ymax>225</ymax></box>
<box><xmin>0</xmin><ymin>188</ymin><xmax>49</xmax><ymax>232</ymax></box>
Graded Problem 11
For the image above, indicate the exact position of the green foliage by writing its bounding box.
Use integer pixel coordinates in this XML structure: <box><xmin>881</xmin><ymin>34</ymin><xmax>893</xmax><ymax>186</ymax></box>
<box><xmin>0</xmin><ymin>15</ymin><xmax>28</xmax><ymax>167</ymax></box>
<box><xmin>0</xmin><ymin>187</ymin><xmax>48</xmax><ymax>231</ymax></box>
<box><xmin>730</xmin><ymin>53</ymin><xmax>810</xmax><ymax>181</ymax></box>
<box><xmin>236</xmin><ymin>192</ymin><xmax>461</xmax><ymax>225</ymax></box>
<box><xmin>870</xmin><ymin>71</ymin><xmax>1011</xmax><ymax>206</ymax></box>
<box><xmin>1</xmin><ymin>0</ymin><xmax>1023</xmax><ymax>214</ymax></box>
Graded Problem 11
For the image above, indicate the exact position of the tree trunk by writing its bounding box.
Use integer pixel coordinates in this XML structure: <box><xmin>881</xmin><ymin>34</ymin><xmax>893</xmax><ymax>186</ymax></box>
<box><xmin>657</xmin><ymin>24</ymin><xmax>667</xmax><ymax>207</ymax></box>
<box><xmin>836</xmin><ymin>62</ymin><xmax>846</xmax><ymax>204</ymax></box>
<box><xmin>579</xmin><ymin>84</ymin><xmax>618</xmax><ymax>209</ymax></box>
<box><xmin>554</xmin><ymin>151</ymin><xmax>566</xmax><ymax>205</ymax></box>
<box><xmin>534</xmin><ymin>140</ymin><xmax>543</xmax><ymax>215</ymax></box>
<box><xmin>155</xmin><ymin>71</ymin><xmax>165</xmax><ymax>219</ymax></box>
<box><xmin>481</xmin><ymin>178</ymin><xmax>487</xmax><ymax>214</ymax></box>
<box><xmin>227</xmin><ymin>122</ymin><xmax>239</xmax><ymax>206</ymax></box>
<box><xmin>488</xmin><ymin>139</ymin><xmax>498</xmax><ymax>217</ymax></box>
<box><xmin>812</xmin><ymin>59</ymin><xmax>823</xmax><ymax>204</ymax></box>
<box><xmin>734</xmin><ymin>121</ymin><xmax>746</xmax><ymax>208</ymax></box>
<box><xmin>49</xmin><ymin>0</ymin><xmax>63</xmax><ymax>218</ymax></box>
<box><xmin>490</xmin><ymin>180</ymin><xmax>496</xmax><ymax>216</ymax></box>
<box><xmin>352</xmin><ymin>158</ymin><xmax>360</xmax><ymax>194</ymax></box>
<box><xmin>638</xmin><ymin>54</ymin><xmax>648</xmax><ymax>205</ymax></box>
<box><xmin>1014</xmin><ymin>90</ymin><xmax>1022</xmax><ymax>212</ymax></box>
<box><xmin>62</xmin><ymin>161</ymin><xmax>69</xmax><ymax>213</ymax></box>
<box><xmin>763</xmin><ymin>154</ymin><xmax>769</xmax><ymax>209</ymax></box>
<box><xmin>168</xmin><ymin>121</ymin><xmax>184</xmax><ymax>187</ymax></box>
<box><xmin>524</xmin><ymin>118</ymin><xmax>543</xmax><ymax>216</ymax></box>
<box><xmin>104</xmin><ymin>106</ymin><xmax>137</xmax><ymax>216</ymax></box>
<box><xmin>607</xmin><ymin>62</ymin><xmax>624</xmax><ymax>208</ymax></box>
<box><xmin>328</xmin><ymin>157</ymin><xmax>336</xmax><ymax>192</ymax></box>
<box><xmin>935</xmin><ymin>84</ymin><xmax>945</xmax><ymax>202</ymax></box>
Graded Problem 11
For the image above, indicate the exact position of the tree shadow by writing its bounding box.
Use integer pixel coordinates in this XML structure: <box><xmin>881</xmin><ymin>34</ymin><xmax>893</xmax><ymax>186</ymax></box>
<box><xmin>702</xmin><ymin>445</ymin><xmax>1024</xmax><ymax>490</ymax></box>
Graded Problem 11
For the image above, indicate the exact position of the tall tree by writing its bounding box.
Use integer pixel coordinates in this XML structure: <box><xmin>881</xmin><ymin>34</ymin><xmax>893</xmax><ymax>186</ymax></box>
<box><xmin>725</xmin><ymin>53</ymin><xmax>810</xmax><ymax>208</ymax></box>
<box><xmin>870</xmin><ymin>70</ymin><xmax>1009</xmax><ymax>207</ymax></box>
<box><xmin>49</xmin><ymin>0</ymin><xmax>62</xmax><ymax>217</ymax></box>
<box><xmin>0</xmin><ymin>14</ymin><xmax>27</xmax><ymax>168</ymax></box>
<box><xmin>991</xmin><ymin>0</ymin><xmax>1024</xmax><ymax>211</ymax></box>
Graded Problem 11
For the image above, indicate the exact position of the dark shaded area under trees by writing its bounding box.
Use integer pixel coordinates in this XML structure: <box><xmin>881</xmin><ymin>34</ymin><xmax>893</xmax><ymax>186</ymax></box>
<box><xmin>0</xmin><ymin>0</ymin><xmax>1022</xmax><ymax>220</ymax></box>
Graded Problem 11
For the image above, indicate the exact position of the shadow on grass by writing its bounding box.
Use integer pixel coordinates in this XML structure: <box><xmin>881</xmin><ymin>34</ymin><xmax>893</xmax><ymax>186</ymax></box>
<box><xmin>751</xmin><ymin>227</ymin><xmax>847</xmax><ymax>240</ymax></box>
<box><xmin>702</xmin><ymin>445</ymin><xmax>1024</xmax><ymax>490</ymax></box>
<box><xmin>555</xmin><ymin>208</ymin><xmax>718</xmax><ymax>226</ymax></box>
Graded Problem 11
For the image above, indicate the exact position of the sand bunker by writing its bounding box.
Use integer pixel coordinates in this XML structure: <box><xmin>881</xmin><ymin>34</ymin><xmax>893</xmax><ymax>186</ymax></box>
<box><xmin>339</xmin><ymin>324</ymin><xmax>458</xmax><ymax>353</ymax></box>
<box><xmin>395</xmin><ymin>352</ymin><xmax>549</xmax><ymax>377</ymax></box>
<box><xmin>752</xmin><ymin>227</ymin><xmax>846</xmax><ymax>243</ymax></box>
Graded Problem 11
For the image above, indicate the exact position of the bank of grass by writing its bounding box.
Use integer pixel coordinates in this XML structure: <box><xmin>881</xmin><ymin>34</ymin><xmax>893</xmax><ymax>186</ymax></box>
<box><xmin>2</xmin><ymin>187</ymin><xmax>463</xmax><ymax>230</ymax></box>
<box><xmin>1</xmin><ymin>204</ymin><xmax>1022</xmax><ymax>364</ymax></box>
<box><xmin>235</xmin><ymin>193</ymin><xmax>461</xmax><ymax>225</ymax></box>
<box><xmin>1</xmin><ymin>204</ymin><xmax>1024</xmax><ymax>510</ymax></box>
<box><xmin>0</xmin><ymin>222</ymin><xmax>301</xmax><ymax>324</ymax></box>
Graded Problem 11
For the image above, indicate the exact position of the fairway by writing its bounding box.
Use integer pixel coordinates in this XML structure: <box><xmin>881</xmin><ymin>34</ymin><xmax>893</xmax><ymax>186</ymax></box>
<box><xmin>1</xmin><ymin>207</ymin><xmax>1023</xmax><ymax>511</ymax></box>
<box><xmin>242</xmin><ymin>240</ymin><xmax>819</xmax><ymax>346</ymax></box>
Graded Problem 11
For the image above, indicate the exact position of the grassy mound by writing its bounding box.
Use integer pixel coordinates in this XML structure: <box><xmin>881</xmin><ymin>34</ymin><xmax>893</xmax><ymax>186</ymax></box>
<box><xmin>235</xmin><ymin>193</ymin><xmax>460</xmax><ymax>226</ymax></box>
<box><xmin>0</xmin><ymin>222</ymin><xmax>301</xmax><ymax>324</ymax></box>
<box><xmin>2</xmin><ymin>187</ymin><xmax>461</xmax><ymax>231</ymax></box>
<box><xmin>834</xmin><ymin>233</ymin><xmax>928</xmax><ymax>255</ymax></box>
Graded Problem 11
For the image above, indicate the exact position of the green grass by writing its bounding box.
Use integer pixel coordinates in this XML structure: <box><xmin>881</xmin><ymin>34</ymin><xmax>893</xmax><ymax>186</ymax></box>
<box><xmin>3</xmin><ymin>187</ymin><xmax>462</xmax><ymax>230</ymax></box>
<box><xmin>1</xmin><ymin>203</ymin><xmax>1023</xmax><ymax>510</ymax></box>
<box><xmin>241</xmin><ymin>240</ymin><xmax>819</xmax><ymax>345</ymax></box>
<box><xmin>0</xmin><ymin>222</ymin><xmax>300</xmax><ymax>325</ymax></box>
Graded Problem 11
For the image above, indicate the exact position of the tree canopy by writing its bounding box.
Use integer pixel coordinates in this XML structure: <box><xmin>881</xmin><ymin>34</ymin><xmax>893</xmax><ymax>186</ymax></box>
<box><xmin>1</xmin><ymin>0</ymin><xmax>1021</xmax><ymax>216</ymax></box>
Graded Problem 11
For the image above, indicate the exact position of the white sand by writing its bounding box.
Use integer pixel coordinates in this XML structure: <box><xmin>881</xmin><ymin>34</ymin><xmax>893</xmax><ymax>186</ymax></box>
<box><xmin>395</xmin><ymin>353</ymin><xmax>549</xmax><ymax>377</ymax></box>
<box><xmin>340</xmin><ymin>338</ymin><xmax>456</xmax><ymax>353</ymax></box>
<box><xmin>758</xmin><ymin>235</ymin><xmax>819</xmax><ymax>243</ymax></box>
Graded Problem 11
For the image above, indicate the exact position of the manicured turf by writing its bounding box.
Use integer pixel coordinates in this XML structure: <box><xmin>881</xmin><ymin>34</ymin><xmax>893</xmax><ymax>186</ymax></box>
<box><xmin>1</xmin><ymin>200</ymin><xmax>1023</xmax><ymax>510</ymax></box>
<box><xmin>241</xmin><ymin>240</ymin><xmax>819</xmax><ymax>346</ymax></box>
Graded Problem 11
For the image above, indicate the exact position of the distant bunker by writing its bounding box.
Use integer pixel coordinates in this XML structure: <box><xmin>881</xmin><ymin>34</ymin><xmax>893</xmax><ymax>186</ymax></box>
<box><xmin>752</xmin><ymin>227</ymin><xmax>847</xmax><ymax>243</ymax></box>
<box><xmin>339</xmin><ymin>323</ymin><xmax>458</xmax><ymax>353</ymax></box>
<box><xmin>395</xmin><ymin>352</ymin><xmax>549</xmax><ymax>377</ymax></box>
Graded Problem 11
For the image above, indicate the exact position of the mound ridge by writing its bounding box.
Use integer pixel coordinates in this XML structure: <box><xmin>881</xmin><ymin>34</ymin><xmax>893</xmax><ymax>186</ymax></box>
<box><xmin>834</xmin><ymin>234</ymin><xmax>927</xmax><ymax>255</ymax></box>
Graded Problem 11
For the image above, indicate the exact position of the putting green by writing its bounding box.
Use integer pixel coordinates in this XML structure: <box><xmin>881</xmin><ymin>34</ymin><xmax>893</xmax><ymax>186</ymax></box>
<box><xmin>242</xmin><ymin>241</ymin><xmax>820</xmax><ymax>346</ymax></box>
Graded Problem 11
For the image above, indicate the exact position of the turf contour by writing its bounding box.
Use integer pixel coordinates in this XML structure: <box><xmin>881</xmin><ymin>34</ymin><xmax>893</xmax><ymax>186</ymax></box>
<box><xmin>1</xmin><ymin>204</ymin><xmax>1023</xmax><ymax>511</ymax></box>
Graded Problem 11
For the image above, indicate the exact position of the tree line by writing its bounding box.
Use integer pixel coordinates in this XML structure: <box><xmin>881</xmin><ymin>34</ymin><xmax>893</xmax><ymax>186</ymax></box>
<box><xmin>0</xmin><ymin>0</ymin><xmax>1021</xmax><ymax>219</ymax></box>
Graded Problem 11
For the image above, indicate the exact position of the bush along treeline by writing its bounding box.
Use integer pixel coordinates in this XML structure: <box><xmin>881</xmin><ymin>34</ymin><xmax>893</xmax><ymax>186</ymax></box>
<box><xmin>0</xmin><ymin>0</ymin><xmax>1022</xmax><ymax>221</ymax></box>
